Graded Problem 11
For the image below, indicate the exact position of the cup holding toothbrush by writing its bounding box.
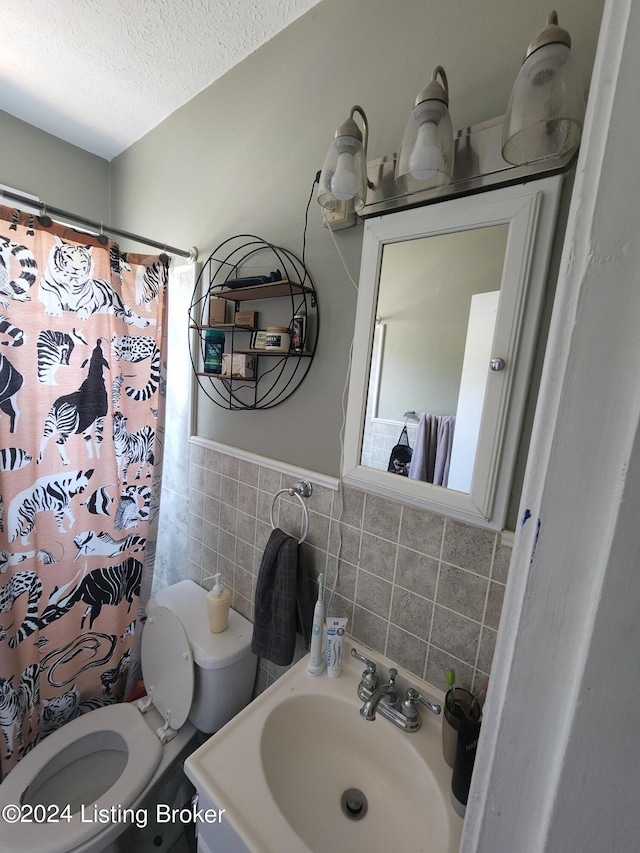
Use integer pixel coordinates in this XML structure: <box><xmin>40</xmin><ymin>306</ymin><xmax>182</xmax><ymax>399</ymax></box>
<box><xmin>442</xmin><ymin>687</ymin><xmax>481</xmax><ymax>767</ymax></box>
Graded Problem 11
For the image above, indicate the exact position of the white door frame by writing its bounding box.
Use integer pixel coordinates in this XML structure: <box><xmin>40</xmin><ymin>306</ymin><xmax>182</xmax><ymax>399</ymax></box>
<box><xmin>463</xmin><ymin>2</ymin><xmax>640</xmax><ymax>850</ymax></box>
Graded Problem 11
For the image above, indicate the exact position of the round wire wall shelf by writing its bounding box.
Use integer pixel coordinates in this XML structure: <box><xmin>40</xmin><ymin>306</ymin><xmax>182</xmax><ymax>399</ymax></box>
<box><xmin>189</xmin><ymin>234</ymin><xmax>319</xmax><ymax>410</ymax></box>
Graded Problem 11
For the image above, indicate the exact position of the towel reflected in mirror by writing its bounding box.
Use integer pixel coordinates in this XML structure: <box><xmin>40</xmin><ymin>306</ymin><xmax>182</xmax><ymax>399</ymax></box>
<box><xmin>408</xmin><ymin>413</ymin><xmax>456</xmax><ymax>486</ymax></box>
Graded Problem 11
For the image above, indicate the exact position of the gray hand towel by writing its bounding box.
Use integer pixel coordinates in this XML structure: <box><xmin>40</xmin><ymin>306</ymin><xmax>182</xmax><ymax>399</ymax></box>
<box><xmin>251</xmin><ymin>527</ymin><xmax>313</xmax><ymax>666</ymax></box>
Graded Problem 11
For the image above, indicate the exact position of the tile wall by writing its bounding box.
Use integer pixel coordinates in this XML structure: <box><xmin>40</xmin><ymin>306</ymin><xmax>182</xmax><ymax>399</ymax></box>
<box><xmin>361</xmin><ymin>418</ymin><xmax>419</xmax><ymax>471</ymax></box>
<box><xmin>159</xmin><ymin>443</ymin><xmax>512</xmax><ymax>699</ymax></box>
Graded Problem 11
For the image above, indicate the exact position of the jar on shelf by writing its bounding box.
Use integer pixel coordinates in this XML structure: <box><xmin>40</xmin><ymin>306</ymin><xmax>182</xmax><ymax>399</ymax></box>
<box><xmin>204</xmin><ymin>329</ymin><xmax>225</xmax><ymax>374</ymax></box>
<box><xmin>265</xmin><ymin>326</ymin><xmax>290</xmax><ymax>352</ymax></box>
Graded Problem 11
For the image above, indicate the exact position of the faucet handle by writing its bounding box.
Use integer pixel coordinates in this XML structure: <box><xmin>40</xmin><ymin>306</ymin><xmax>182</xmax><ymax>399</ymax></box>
<box><xmin>351</xmin><ymin>647</ymin><xmax>379</xmax><ymax>689</ymax></box>
<box><xmin>404</xmin><ymin>687</ymin><xmax>441</xmax><ymax>716</ymax></box>
<box><xmin>351</xmin><ymin>647</ymin><xmax>376</xmax><ymax>670</ymax></box>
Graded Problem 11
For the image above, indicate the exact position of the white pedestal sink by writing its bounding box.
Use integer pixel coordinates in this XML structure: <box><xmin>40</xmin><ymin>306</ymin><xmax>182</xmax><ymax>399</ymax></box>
<box><xmin>185</xmin><ymin>637</ymin><xmax>464</xmax><ymax>853</ymax></box>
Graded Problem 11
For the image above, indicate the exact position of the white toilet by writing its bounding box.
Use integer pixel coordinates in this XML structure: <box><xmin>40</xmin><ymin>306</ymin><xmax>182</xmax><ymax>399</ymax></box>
<box><xmin>0</xmin><ymin>580</ymin><xmax>257</xmax><ymax>853</ymax></box>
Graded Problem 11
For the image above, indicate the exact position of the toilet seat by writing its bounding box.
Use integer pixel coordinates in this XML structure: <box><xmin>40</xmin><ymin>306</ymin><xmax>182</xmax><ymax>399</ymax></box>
<box><xmin>138</xmin><ymin>605</ymin><xmax>194</xmax><ymax>741</ymax></box>
<box><xmin>0</xmin><ymin>703</ymin><xmax>162</xmax><ymax>853</ymax></box>
<box><xmin>0</xmin><ymin>607</ymin><xmax>196</xmax><ymax>853</ymax></box>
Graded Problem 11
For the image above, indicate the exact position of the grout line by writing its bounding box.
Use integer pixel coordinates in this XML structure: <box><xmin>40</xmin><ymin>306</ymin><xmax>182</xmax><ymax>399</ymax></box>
<box><xmin>470</xmin><ymin>537</ymin><xmax>500</xmax><ymax>686</ymax></box>
<box><xmin>428</xmin><ymin>642</ymin><xmax>479</xmax><ymax>674</ymax></box>
<box><xmin>471</xmin><ymin>626</ymin><xmax>485</xmax><ymax>691</ymax></box>
<box><xmin>383</xmin><ymin>507</ymin><xmax>402</xmax><ymax>657</ymax></box>
<box><xmin>423</xmin><ymin>516</ymin><xmax>446</xmax><ymax>681</ymax></box>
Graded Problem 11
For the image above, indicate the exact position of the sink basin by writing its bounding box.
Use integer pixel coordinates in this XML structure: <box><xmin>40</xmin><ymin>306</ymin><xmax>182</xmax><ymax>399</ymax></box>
<box><xmin>185</xmin><ymin>638</ymin><xmax>463</xmax><ymax>853</ymax></box>
<box><xmin>260</xmin><ymin>693</ymin><xmax>450</xmax><ymax>852</ymax></box>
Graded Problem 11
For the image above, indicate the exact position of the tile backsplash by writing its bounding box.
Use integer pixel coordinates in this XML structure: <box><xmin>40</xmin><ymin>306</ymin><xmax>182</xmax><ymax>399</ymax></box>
<box><xmin>361</xmin><ymin>418</ymin><xmax>418</xmax><ymax>471</ymax></box>
<box><xmin>156</xmin><ymin>442</ymin><xmax>511</xmax><ymax>698</ymax></box>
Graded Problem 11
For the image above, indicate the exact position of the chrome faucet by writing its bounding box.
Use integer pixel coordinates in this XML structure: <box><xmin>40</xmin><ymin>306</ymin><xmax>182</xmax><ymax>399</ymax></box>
<box><xmin>352</xmin><ymin>647</ymin><xmax>441</xmax><ymax>732</ymax></box>
<box><xmin>360</xmin><ymin>669</ymin><xmax>398</xmax><ymax>720</ymax></box>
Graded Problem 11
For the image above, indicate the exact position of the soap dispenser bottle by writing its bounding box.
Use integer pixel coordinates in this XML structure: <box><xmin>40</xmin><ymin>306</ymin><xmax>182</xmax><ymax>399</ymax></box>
<box><xmin>206</xmin><ymin>572</ymin><xmax>231</xmax><ymax>633</ymax></box>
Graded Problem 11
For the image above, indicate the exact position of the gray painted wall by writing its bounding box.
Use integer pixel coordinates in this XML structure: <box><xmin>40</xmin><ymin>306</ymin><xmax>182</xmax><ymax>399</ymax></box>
<box><xmin>109</xmin><ymin>0</ymin><xmax>604</xmax><ymax>478</ymax></box>
<box><xmin>0</xmin><ymin>110</ymin><xmax>110</xmax><ymax>222</ymax></box>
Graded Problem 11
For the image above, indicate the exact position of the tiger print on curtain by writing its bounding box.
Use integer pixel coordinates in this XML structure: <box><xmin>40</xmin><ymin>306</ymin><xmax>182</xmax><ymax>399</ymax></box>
<box><xmin>0</xmin><ymin>203</ymin><xmax>168</xmax><ymax>780</ymax></box>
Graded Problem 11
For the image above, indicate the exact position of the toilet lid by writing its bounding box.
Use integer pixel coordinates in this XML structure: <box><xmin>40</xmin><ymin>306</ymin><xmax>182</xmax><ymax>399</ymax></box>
<box><xmin>141</xmin><ymin>605</ymin><xmax>194</xmax><ymax>730</ymax></box>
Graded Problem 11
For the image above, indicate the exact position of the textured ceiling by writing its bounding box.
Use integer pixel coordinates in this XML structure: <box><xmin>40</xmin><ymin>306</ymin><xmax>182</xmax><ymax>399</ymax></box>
<box><xmin>1</xmin><ymin>0</ymin><xmax>321</xmax><ymax>161</ymax></box>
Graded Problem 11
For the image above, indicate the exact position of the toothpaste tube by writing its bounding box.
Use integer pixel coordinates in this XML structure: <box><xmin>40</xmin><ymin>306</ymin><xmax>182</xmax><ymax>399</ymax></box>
<box><xmin>326</xmin><ymin>616</ymin><xmax>348</xmax><ymax>678</ymax></box>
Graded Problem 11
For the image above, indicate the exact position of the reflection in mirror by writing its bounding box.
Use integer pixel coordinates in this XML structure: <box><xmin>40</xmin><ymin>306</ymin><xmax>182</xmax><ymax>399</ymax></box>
<box><xmin>361</xmin><ymin>225</ymin><xmax>509</xmax><ymax>492</ymax></box>
<box><xmin>343</xmin><ymin>176</ymin><xmax>564</xmax><ymax>529</ymax></box>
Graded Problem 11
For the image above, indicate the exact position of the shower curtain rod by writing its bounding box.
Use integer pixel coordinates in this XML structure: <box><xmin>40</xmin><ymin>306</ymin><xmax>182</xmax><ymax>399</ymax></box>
<box><xmin>0</xmin><ymin>187</ymin><xmax>198</xmax><ymax>263</ymax></box>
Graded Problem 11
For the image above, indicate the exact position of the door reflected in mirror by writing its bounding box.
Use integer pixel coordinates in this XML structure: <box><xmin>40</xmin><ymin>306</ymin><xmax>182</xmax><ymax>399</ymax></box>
<box><xmin>362</xmin><ymin>225</ymin><xmax>509</xmax><ymax>493</ymax></box>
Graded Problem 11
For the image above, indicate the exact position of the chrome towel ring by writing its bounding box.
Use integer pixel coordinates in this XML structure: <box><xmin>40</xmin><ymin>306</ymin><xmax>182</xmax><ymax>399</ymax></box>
<box><xmin>269</xmin><ymin>480</ymin><xmax>313</xmax><ymax>544</ymax></box>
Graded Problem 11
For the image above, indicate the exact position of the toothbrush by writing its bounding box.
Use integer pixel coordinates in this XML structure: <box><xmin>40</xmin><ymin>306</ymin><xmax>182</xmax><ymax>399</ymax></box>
<box><xmin>446</xmin><ymin>668</ymin><xmax>456</xmax><ymax>711</ymax></box>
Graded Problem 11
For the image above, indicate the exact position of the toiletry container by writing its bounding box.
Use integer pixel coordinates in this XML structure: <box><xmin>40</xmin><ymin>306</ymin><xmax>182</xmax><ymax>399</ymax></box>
<box><xmin>291</xmin><ymin>304</ymin><xmax>307</xmax><ymax>352</ymax></box>
<box><xmin>207</xmin><ymin>572</ymin><xmax>231</xmax><ymax>633</ymax></box>
<box><xmin>451</xmin><ymin>718</ymin><xmax>482</xmax><ymax>817</ymax></box>
<box><xmin>265</xmin><ymin>326</ymin><xmax>290</xmax><ymax>352</ymax></box>
<box><xmin>209</xmin><ymin>297</ymin><xmax>227</xmax><ymax>325</ymax></box>
<box><xmin>326</xmin><ymin>617</ymin><xmax>348</xmax><ymax>677</ymax></box>
<box><xmin>204</xmin><ymin>328</ymin><xmax>225</xmax><ymax>373</ymax></box>
<box><xmin>0</xmin><ymin>580</ymin><xmax>256</xmax><ymax>853</ymax></box>
<box><xmin>442</xmin><ymin>686</ymin><xmax>480</xmax><ymax>767</ymax></box>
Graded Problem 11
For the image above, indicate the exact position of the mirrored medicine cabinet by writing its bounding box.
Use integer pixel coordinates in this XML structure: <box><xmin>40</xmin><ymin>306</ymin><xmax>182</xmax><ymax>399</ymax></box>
<box><xmin>342</xmin><ymin>175</ymin><xmax>563</xmax><ymax>530</ymax></box>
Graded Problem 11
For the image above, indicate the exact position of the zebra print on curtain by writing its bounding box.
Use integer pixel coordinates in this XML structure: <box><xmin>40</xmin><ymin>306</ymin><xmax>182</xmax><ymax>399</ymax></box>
<box><xmin>0</xmin><ymin>203</ymin><xmax>168</xmax><ymax>780</ymax></box>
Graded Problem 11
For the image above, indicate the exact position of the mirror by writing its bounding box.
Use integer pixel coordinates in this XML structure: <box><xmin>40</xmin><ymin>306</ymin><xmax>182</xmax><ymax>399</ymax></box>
<box><xmin>367</xmin><ymin>224</ymin><xmax>509</xmax><ymax>491</ymax></box>
<box><xmin>343</xmin><ymin>176</ymin><xmax>563</xmax><ymax>529</ymax></box>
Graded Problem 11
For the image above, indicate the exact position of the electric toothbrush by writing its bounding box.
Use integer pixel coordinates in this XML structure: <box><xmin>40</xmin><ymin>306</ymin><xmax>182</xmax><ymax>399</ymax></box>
<box><xmin>307</xmin><ymin>573</ymin><xmax>326</xmax><ymax>676</ymax></box>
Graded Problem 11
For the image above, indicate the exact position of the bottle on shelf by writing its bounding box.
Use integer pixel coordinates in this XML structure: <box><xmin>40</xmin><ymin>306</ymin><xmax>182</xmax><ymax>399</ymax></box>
<box><xmin>291</xmin><ymin>303</ymin><xmax>307</xmax><ymax>353</ymax></box>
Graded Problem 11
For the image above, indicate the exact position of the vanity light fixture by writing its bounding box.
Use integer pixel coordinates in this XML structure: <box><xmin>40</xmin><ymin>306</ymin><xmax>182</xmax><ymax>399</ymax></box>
<box><xmin>317</xmin><ymin>106</ymin><xmax>370</xmax><ymax>212</ymax></box>
<box><xmin>394</xmin><ymin>66</ymin><xmax>454</xmax><ymax>194</ymax></box>
<box><xmin>502</xmin><ymin>11</ymin><xmax>586</xmax><ymax>165</ymax></box>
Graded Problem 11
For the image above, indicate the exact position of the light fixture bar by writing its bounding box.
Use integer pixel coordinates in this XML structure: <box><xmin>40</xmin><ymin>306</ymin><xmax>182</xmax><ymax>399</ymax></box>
<box><xmin>361</xmin><ymin>114</ymin><xmax>575</xmax><ymax>219</ymax></box>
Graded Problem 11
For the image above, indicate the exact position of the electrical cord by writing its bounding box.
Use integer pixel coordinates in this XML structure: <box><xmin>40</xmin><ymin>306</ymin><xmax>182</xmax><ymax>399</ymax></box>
<box><xmin>322</xmin><ymin>209</ymin><xmax>359</xmax><ymax>292</ymax></box>
<box><xmin>312</xmin><ymin>199</ymin><xmax>360</xmax><ymax>614</ymax></box>
<box><xmin>299</xmin><ymin>172</ymin><xmax>319</xmax><ymax>290</ymax></box>
<box><xmin>297</xmin><ymin>170</ymin><xmax>361</xmax><ymax>615</ymax></box>
<box><xmin>324</xmin><ymin>330</ymin><xmax>359</xmax><ymax>614</ymax></box>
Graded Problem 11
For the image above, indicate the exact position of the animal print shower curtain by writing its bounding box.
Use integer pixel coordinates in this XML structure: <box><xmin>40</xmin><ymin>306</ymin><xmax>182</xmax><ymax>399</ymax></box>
<box><xmin>0</xmin><ymin>204</ymin><xmax>168</xmax><ymax>780</ymax></box>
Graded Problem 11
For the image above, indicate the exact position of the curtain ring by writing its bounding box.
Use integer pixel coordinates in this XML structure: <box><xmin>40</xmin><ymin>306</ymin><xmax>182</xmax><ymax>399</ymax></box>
<box><xmin>159</xmin><ymin>244</ymin><xmax>169</xmax><ymax>264</ymax></box>
<box><xmin>39</xmin><ymin>203</ymin><xmax>52</xmax><ymax>228</ymax></box>
<box><xmin>97</xmin><ymin>222</ymin><xmax>109</xmax><ymax>245</ymax></box>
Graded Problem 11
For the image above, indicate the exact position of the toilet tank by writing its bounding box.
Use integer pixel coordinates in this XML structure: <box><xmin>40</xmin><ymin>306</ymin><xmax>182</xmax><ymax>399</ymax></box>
<box><xmin>149</xmin><ymin>580</ymin><xmax>257</xmax><ymax>733</ymax></box>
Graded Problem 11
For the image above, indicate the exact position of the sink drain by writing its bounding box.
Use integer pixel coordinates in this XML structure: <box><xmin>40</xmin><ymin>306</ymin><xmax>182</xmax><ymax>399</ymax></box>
<box><xmin>341</xmin><ymin>788</ymin><xmax>368</xmax><ymax>821</ymax></box>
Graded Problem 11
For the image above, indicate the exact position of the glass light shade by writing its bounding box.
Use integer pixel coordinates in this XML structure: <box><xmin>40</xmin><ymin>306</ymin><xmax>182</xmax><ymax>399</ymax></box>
<box><xmin>502</xmin><ymin>41</ymin><xmax>586</xmax><ymax>165</ymax></box>
<box><xmin>395</xmin><ymin>105</ymin><xmax>454</xmax><ymax>194</ymax></box>
<box><xmin>317</xmin><ymin>134</ymin><xmax>368</xmax><ymax>211</ymax></box>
